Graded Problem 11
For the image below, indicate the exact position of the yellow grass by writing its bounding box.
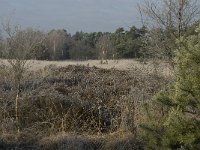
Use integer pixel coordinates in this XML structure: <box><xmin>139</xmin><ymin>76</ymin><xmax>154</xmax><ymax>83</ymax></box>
<box><xmin>0</xmin><ymin>59</ymin><xmax>173</xmax><ymax>76</ymax></box>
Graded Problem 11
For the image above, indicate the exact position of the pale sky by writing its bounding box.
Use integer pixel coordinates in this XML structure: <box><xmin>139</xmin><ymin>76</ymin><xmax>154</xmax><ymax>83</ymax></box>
<box><xmin>0</xmin><ymin>0</ymin><xmax>144</xmax><ymax>34</ymax></box>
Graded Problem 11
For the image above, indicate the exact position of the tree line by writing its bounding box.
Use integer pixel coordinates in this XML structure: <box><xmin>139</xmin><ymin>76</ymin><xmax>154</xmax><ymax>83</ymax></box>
<box><xmin>0</xmin><ymin>25</ymin><xmax>147</xmax><ymax>61</ymax></box>
<box><xmin>0</xmin><ymin>22</ymin><xmax>198</xmax><ymax>64</ymax></box>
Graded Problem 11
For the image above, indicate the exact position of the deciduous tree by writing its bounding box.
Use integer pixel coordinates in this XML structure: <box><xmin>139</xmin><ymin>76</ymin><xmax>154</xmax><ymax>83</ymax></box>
<box><xmin>139</xmin><ymin>0</ymin><xmax>200</xmax><ymax>66</ymax></box>
<box><xmin>1</xmin><ymin>20</ymin><xmax>44</xmax><ymax>132</ymax></box>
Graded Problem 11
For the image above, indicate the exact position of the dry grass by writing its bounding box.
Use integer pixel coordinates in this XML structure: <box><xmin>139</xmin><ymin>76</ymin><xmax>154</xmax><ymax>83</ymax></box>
<box><xmin>0</xmin><ymin>59</ymin><xmax>173</xmax><ymax>76</ymax></box>
<box><xmin>39</xmin><ymin>131</ymin><xmax>143</xmax><ymax>150</ymax></box>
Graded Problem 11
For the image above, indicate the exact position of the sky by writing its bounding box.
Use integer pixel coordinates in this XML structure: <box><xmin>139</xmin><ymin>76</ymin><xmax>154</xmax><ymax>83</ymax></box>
<box><xmin>0</xmin><ymin>0</ymin><xmax>144</xmax><ymax>34</ymax></box>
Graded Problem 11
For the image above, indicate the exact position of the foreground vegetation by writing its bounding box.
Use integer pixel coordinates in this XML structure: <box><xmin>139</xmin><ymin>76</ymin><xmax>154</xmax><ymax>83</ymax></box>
<box><xmin>0</xmin><ymin>64</ymin><xmax>171</xmax><ymax>149</ymax></box>
<box><xmin>0</xmin><ymin>0</ymin><xmax>200</xmax><ymax>149</ymax></box>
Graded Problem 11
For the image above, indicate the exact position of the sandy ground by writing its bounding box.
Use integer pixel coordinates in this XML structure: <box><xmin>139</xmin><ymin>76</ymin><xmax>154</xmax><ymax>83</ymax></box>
<box><xmin>0</xmin><ymin>59</ymin><xmax>173</xmax><ymax>76</ymax></box>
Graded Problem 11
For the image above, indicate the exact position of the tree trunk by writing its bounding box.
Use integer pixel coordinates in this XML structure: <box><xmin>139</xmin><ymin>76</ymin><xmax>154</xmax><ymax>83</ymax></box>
<box><xmin>15</xmin><ymin>83</ymin><xmax>20</xmax><ymax>133</ymax></box>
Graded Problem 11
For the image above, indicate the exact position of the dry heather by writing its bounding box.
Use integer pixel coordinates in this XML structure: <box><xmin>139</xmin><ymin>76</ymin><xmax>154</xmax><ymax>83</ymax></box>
<box><xmin>0</xmin><ymin>64</ymin><xmax>172</xmax><ymax>149</ymax></box>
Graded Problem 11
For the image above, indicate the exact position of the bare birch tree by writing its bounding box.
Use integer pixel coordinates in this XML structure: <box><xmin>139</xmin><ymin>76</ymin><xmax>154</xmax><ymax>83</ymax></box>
<box><xmin>96</xmin><ymin>34</ymin><xmax>115</xmax><ymax>64</ymax></box>
<box><xmin>1</xmin><ymin>20</ymin><xmax>44</xmax><ymax>132</ymax></box>
<box><xmin>139</xmin><ymin>0</ymin><xmax>200</xmax><ymax>66</ymax></box>
<box><xmin>0</xmin><ymin>30</ymin><xmax>3</xmax><ymax>58</ymax></box>
<box><xmin>46</xmin><ymin>29</ymin><xmax>68</xmax><ymax>60</ymax></box>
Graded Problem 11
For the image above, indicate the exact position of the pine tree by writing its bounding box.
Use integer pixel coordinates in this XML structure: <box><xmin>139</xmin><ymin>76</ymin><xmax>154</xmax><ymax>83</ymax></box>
<box><xmin>141</xmin><ymin>24</ymin><xmax>200</xmax><ymax>149</ymax></box>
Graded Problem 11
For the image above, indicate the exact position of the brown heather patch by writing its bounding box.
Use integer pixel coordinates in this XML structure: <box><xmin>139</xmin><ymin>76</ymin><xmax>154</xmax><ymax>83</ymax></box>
<box><xmin>0</xmin><ymin>64</ymin><xmax>172</xmax><ymax>149</ymax></box>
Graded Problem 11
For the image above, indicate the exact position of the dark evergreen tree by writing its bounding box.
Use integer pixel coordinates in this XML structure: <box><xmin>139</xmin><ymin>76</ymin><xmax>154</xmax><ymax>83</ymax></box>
<box><xmin>141</xmin><ymin>24</ymin><xmax>200</xmax><ymax>150</ymax></box>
